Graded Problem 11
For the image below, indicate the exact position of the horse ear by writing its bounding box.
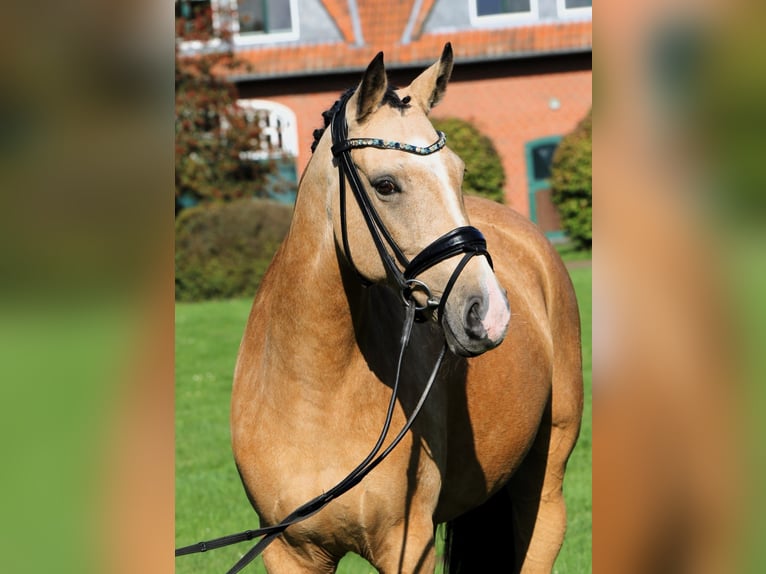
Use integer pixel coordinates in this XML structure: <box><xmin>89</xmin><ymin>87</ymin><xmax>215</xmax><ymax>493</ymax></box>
<box><xmin>354</xmin><ymin>51</ymin><xmax>388</xmax><ymax>123</ymax></box>
<box><xmin>409</xmin><ymin>43</ymin><xmax>454</xmax><ymax>113</ymax></box>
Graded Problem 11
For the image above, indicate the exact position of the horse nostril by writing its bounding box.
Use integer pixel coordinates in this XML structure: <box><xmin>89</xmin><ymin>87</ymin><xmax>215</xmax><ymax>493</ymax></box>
<box><xmin>464</xmin><ymin>298</ymin><xmax>487</xmax><ymax>340</ymax></box>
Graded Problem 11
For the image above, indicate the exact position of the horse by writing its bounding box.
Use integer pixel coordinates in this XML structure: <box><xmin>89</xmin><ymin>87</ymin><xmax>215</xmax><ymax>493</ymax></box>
<box><xmin>231</xmin><ymin>43</ymin><xmax>583</xmax><ymax>573</ymax></box>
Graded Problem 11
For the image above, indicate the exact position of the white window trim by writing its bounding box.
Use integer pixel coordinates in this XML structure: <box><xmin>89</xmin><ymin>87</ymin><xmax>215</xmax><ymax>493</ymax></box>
<box><xmin>469</xmin><ymin>0</ymin><xmax>540</xmax><ymax>28</ymax></box>
<box><xmin>230</xmin><ymin>0</ymin><xmax>300</xmax><ymax>47</ymax></box>
<box><xmin>176</xmin><ymin>0</ymin><xmax>299</xmax><ymax>53</ymax></box>
<box><xmin>176</xmin><ymin>37</ymin><xmax>226</xmax><ymax>54</ymax></box>
<box><xmin>236</xmin><ymin>99</ymin><xmax>299</xmax><ymax>161</ymax></box>
<box><xmin>556</xmin><ymin>0</ymin><xmax>592</xmax><ymax>20</ymax></box>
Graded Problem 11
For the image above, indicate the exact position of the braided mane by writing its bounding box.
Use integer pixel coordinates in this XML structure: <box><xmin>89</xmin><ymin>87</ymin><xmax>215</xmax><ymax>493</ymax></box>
<box><xmin>310</xmin><ymin>88</ymin><xmax>354</xmax><ymax>154</ymax></box>
<box><xmin>310</xmin><ymin>86</ymin><xmax>411</xmax><ymax>154</ymax></box>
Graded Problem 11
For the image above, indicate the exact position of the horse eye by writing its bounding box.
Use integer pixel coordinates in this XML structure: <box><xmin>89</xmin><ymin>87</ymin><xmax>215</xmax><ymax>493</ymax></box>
<box><xmin>374</xmin><ymin>179</ymin><xmax>398</xmax><ymax>196</ymax></box>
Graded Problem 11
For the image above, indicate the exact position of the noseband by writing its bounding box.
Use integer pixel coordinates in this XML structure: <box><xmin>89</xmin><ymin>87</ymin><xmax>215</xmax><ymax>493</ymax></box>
<box><xmin>330</xmin><ymin>92</ymin><xmax>493</xmax><ymax>320</ymax></box>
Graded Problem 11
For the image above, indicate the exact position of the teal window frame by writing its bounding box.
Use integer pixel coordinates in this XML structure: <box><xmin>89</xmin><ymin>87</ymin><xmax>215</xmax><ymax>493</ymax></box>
<box><xmin>525</xmin><ymin>135</ymin><xmax>566</xmax><ymax>242</ymax></box>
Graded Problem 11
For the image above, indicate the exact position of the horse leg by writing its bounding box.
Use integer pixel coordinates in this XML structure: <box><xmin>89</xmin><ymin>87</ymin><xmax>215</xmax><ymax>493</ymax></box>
<box><xmin>508</xmin><ymin>396</ymin><xmax>581</xmax><ymax>573</ymax></box>
<box><xmin>260</xmin><ymin>536</ymin><xmax>337</xmax><ymax>574</ymax></box>
<box><xmin>442</xmin><ymin>487</ymin><xmax>517</xmax><ymax>573</ymax></box>
<box><xmin>369</xmin><ymin>513</ymin><xmax>437</xmax><ymax>574</ymax></box>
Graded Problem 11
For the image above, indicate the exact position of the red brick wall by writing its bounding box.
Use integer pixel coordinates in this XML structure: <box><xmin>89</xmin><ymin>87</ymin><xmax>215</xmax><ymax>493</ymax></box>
<box><xmin>432</xmin><ymin>67</ymin><xmax>591</xmax><ymax>214</ymax></box>
<box><xmin>238</xmin><ymin>53</ymin><xmax>592</xmax><ymax>218</ymax></box>
<box><xmin>270</xmin><ymin>89</ymin><xmax>349</xmax><ymax>174</ymax></box>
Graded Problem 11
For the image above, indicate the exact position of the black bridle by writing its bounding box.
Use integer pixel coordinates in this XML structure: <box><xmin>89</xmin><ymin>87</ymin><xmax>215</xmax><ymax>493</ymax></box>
<box><xmin>175</xmin><ymin>90</ymin><xmax>495</xmax><ymax>572</ymax></box>
<box><xmin>330</xmin><ymin>93</ymin><xmax>492</xmax><ymax>322</ymax></box>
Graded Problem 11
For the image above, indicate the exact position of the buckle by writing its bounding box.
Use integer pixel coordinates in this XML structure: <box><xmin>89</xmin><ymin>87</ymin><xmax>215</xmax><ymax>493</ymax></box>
<box><xmin>401</xmin><ymin>279</ymin><xmax>439</xmax><ymax>312</ymax></box>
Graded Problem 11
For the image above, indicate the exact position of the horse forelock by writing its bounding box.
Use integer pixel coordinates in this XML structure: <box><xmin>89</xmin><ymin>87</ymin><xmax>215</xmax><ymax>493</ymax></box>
<box><xmin>381</xmin><ymin>86</ymin><xmax>411</xmax><ymax>111</ymax></box>
<box><xmin>310</xmin><ymin>86</ymin><xmax>412</xmax><ymax>154</ymax></box>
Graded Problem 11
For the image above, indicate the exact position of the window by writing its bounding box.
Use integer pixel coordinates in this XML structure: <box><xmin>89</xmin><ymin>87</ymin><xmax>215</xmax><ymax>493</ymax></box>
<box><xmin>476</xmin><ymin>0</ymin><xmax>531</xmax><ymax>16</ymax></box>
<box><xmin>557</xmin><ymin>0</ymin><xmax>592</xmax><ymax>18</ymax></box>
<box><xmin>236</xmin><ymin>100</ymin><xmax>299</xmax><ymax>203</ymax></box>
<box><xmin>236</xmin><ymin>100</ymin><xmax>298</xmax><ymax>160</ymax></box>
<box><xmin>531</xmin><ymin>141</ymin><xmax>558</xmax><ymax>181</ymax></box>
<box><xmin>234</xmin><ymin>0</ymin><xmax>298</xmax><ymax>44</ymax></box>
<box><xmin>175</xmin><ymin>0</ymin><xmax>214</xmax><ymax>39</ymax></box>
<box><xmin>175</xmin><ymin>0</ymin><xmax>299</xmax><ymax>48</ymax></box>
<box><xmin>471</xmin><ymin>0</ymin><xmax>537</xmax><ymax>24</ymax></box>
<box><xmin>237</xmin><ymin>0</ymin><xmax>293</xmax><ymax>34</ymax></box>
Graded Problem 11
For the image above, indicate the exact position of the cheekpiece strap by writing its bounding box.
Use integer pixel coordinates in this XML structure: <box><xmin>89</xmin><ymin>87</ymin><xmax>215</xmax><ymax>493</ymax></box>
<box><xmin>332</xmin><ymin>131</ymin><xmax>446</xmax><ymax>157</ymax></box>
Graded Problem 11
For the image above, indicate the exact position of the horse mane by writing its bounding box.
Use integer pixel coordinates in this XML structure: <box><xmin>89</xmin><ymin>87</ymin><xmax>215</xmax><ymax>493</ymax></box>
<box><xmin>310</xmin><ymin>86</ymin><xmax>412</xmax><ymax>153</ymax></box>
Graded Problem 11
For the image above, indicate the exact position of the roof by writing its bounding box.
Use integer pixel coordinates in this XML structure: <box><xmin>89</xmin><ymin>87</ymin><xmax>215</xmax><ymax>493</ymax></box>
<box><xmin>227</xmin><ymin>0</ymin><xmax>592</xmax><ymax>81</ymax></box>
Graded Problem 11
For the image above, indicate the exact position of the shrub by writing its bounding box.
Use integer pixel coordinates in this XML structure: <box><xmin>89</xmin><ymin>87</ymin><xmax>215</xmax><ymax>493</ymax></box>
<box><xmin>550</xmin><ymin>109</ymin><xmax>592</xmax><ymax>250</ymax></box>
<box><xmin>431</xmin><ymin>117</ymin><xmax>505</xmax><ymax>203</ymax></box>
<box><xmin>175</xmin><ymin>199</ymin><xmax>293</xmax><ymax>301</ymax></box>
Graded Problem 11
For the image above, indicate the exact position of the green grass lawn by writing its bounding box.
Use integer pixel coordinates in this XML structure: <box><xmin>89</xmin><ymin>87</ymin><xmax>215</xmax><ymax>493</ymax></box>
<box><xmin>555</xmin><ymin>241</ymin><xmax>592</xmax><ymax>263</ymax></box>
<box><xmin>555</xmin><ymin>265</ymin><xmax>592</xmax><ymax>574</ymax></box>
<box><xmin>176</xmin><ymin>265</ymin><xmax>592</xmax><ymax>573</ymax></box>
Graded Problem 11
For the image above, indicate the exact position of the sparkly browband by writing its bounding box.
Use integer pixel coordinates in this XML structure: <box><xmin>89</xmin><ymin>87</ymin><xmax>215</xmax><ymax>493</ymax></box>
<box><xmin>332</xmin><ymin>131</ymin><xmax>447</xmax><ymax>157</ymax></box>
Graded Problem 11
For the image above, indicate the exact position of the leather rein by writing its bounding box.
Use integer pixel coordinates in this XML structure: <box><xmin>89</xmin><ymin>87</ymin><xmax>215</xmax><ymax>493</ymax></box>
<box><xmin>175</xmin><ymin>90</ymin><xmax>494</xmax><ymax>572</ymax></box>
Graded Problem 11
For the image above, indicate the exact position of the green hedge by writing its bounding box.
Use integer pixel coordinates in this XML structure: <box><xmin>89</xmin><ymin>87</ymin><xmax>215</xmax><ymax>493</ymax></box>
<box><xmin>175</xmin><ymin>199</ymin><xmax>293</xmax><ymax>301</ymax></box>
<box><xmin>431</xmin><ymin>117</ymin><xmax>505</xmax><ymax>203</ymax></box>
<box><xmin>550</xmin><ymin>109</ymin><xmax>592</xmax><ymax>250</ymax></box>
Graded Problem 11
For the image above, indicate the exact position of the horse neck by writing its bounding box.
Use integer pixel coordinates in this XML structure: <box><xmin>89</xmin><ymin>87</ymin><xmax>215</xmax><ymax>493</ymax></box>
<box><xmin>262</xmin><ymin>145</ymin><xmax>436</xmax><ymax>383</ymax></box>
<box><xmin>264</xmin><ymin>157</ymin><xmax>359</xmax><ymax>368</ymax></box>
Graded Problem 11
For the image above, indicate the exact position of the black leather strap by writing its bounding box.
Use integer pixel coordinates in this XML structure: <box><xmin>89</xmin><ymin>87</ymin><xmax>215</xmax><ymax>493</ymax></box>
<box><xmin>330</xmin><ymin>95</ymin><xmax>493</xmax><ymax>311</ymax></box>
<box><xmin>404</xmin><ymin>226</ymin><xmax>492</xmax><ymax>281</ymax></box>
<box><xmin>332</xmin><ymin>99</ymin><xmax>410</xmax><ymax>289</ymax></box>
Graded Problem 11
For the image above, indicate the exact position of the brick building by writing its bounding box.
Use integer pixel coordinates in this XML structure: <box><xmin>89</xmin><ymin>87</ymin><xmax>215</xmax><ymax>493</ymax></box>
<box><xmin>176</xmin><ymin>0</ymin><xmax>592</xmax><ymax>237</ymax></box>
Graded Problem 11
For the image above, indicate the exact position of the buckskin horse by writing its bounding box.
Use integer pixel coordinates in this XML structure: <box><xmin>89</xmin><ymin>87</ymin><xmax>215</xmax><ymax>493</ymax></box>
<box><xmin>230</xmin><ymin>44</ymin><xmax>583</xmax><ymax>573</ymax></box>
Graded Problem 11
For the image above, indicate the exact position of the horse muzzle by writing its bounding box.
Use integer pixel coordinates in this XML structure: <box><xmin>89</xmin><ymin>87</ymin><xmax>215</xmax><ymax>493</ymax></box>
<box><xmin>440</xmin><ymin>260</ymin><xmax>510</xmax><ymax>357</ymax></box>
<box><xmin>399</xmin><ymin>226</ymin><xmax>510</xmax><ymax>357</ymax></box>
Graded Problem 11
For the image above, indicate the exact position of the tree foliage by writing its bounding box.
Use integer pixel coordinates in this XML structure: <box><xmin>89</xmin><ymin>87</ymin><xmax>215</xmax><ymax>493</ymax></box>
<box><xmin>431</xmin><ymin>117</ymin><xmax>506</xmax><ymax>203</ymax></box>
<box><xmin>550</xmin><ymin>109</ymin><xmax>592</xmax><ymax>250</ymax></box>
<box><xmin>175</xmin><ymin>5</ymin><xmax>273</xmax><ymax>212</ymax></box>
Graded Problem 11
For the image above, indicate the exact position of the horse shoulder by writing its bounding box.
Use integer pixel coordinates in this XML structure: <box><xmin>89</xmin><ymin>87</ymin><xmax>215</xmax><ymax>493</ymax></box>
<box><xmin>464</xmin><ymin>194</ymin><xmax>583</xmax><ymax>444</ymax></box>
<box><xmin>465</xmin><ymin>195</ymin><xmax>583</xmax><ymax>438</ymax></box>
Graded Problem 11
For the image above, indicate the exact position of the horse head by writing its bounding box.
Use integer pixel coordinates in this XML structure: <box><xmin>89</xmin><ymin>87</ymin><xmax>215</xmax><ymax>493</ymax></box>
<box><xmin>325</xmin><ymin>44</ymin><xmax>510</xmax><ymax>357</ymax></box>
